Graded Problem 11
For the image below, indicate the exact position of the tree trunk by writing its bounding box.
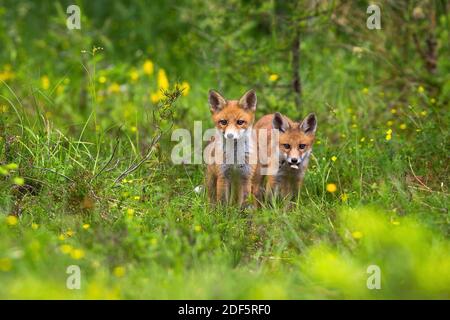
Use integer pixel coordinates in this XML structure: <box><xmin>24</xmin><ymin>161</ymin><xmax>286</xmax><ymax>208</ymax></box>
<box><xmin>292</xmin><ymin>28</ymin><xmax>302</xmax><ymax>110</ymax></box>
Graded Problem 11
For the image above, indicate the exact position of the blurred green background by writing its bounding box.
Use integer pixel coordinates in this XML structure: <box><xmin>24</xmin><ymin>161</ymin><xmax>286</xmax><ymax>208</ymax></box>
<box><xmin>0</xmin><ymin>0</ymin><xmax>449</xmax><ymax>299</ymax></box>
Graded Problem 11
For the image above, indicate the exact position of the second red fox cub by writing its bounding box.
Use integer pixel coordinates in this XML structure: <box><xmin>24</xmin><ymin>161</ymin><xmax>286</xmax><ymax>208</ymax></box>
<box><xmin>252</xmin><ymin>112</ymin><xmax>317</xmax><ymax>202</ymax></box>
<box><xmin>205</xmin><ymin>89</ymin><xmax>257</xmax><ymax>207</ymax></box>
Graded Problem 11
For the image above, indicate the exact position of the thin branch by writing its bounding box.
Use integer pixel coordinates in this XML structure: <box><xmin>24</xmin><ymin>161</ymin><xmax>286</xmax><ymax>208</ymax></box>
<box><xmin>113</xmin><ymin>131</ymin><xmax>162</xmax><ymax>185</ymax></box>
<box><xmin>91</xmin><ymin>135</ymin><xmax>120</xmax><ymax>182</ymax></box>
<box><xmin>408</xmin><ymin>158</ymin><xmax>432</xmax><ymax>191</ymax></box>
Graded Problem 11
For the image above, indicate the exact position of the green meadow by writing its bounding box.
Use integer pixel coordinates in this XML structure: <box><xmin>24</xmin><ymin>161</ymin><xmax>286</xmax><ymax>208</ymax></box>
<box><xmin>0</xmin><ymin>1</ymin><xmax>449</xmax><ymax>299</ymax></box>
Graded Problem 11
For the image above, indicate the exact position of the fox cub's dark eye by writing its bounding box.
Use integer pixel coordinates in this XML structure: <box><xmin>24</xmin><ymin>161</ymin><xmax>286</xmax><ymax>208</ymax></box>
<box><xmin>283</xmin><ymin>144</ymin><xmax>291</xmax><ymax>149</ymax></box>
<box><xmin>237</xmin><ymin>120</ymin><xmax>245</xmax><ymax>125</ymax></box>
<box><xmin>299</xmin><ymin>144</ymin><xmax>306</xmax><ymax>149</ymax></box>
<box><xmin>219</xmin><ymin>120</ymin><xmax>228</xmax><ymax>126</ymax></box>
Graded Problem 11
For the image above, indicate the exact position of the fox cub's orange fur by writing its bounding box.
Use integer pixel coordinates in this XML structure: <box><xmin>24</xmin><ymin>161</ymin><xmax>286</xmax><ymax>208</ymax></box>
<box><xmin>252</xmin><ymin>112</ymin><xmax>317</xmax><ymax>202</ymax></box>
<box><xmin>205</xmin><ymin>89</ymin><xmax>257</xmax><ymax>207</ymax></box>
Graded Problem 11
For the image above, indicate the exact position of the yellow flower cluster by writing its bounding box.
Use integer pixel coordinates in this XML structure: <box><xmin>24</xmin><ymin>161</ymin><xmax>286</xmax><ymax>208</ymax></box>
<box><xmin>6</xmin><ymin>215</ymin><xmax>18</xmax><ymax>226</ymax></box>
<box><xmin>385</xmin><ymin>129</ymin><xmax>392</xmax><ymax>141</ymax></box>
<box><xmin>60</xmin><ymin>245</ymin><xmax>85</xmax><ymax>260</ymax></box>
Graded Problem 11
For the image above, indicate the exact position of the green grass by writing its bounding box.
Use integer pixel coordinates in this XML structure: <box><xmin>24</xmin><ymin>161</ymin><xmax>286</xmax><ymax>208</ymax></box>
<box><xmin>1</xmin><ymin>90</ymin><xmax>448</xmax><ymax>299</ymax></box>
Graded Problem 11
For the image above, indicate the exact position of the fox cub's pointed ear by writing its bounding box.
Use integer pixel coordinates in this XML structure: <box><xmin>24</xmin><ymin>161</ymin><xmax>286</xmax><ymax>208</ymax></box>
<box><xmin>273</xmin><ymin>112</ymin><xmax>289</xmax><ymax>132</ymax></box>
<box><xmin>239</xmin><ymin>89</ymin><xmax>257</xmax><ymax>111</ymax></box>
<box><xmin>300</xmin><ymin>113</ymin><xmax>317</xmax><ymax>135</ymax></box>
<box><xmin>209</xmin><ymin>90</ymin><xmax>227</xmax><ymax>113</ymax></box>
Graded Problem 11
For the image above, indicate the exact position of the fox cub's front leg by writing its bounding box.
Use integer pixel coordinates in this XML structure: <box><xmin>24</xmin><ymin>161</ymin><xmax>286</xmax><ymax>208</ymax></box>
<box><xmin>237</xmin><ymin>176</ymin><xmax>253</xmax><ymax>207</ymax></box>
<box><xmin>206</xmin><ymin>170</ymin><xmax>217</xmax><ymax>204</ymax></box>
<box><xmin>216</xmin><ymin>175</ymin><xmax>230</xmax><ymax>204</ymax></box>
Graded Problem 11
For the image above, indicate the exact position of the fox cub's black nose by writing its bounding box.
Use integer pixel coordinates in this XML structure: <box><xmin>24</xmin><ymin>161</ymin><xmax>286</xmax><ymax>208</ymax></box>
<box><xmin>290</xmin><ymin>158</ymin><xmax>298</xmax><ymax>164</ymax></box>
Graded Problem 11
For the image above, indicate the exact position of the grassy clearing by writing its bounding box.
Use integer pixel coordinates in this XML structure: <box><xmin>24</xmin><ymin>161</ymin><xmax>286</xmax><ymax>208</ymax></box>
<box><xmin>1</xmin><ymin>80</ymin><xmax>448</xmax><ymax>298</ymax></box>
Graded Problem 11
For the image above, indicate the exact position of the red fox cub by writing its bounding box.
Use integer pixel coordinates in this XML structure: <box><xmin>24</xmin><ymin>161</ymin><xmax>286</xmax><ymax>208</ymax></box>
<box><xmin>205</xmin><ymin>89</ymin><xmax>257</xmax><ymax>207</ymax></box>
<box><xmin>252</xmin><ymin>112</ymin><xmax>317</xmax><ymax>202</ymax></box>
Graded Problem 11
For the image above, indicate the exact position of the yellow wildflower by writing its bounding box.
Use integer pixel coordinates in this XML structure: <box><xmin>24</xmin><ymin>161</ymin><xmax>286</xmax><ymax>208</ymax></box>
<box><xmin>157</xmin><ymin>69</ymin><xmax>169</xmax><ymax>90</ymax></box>
<box><xmin>133</xmin><ymin>196</ymin><xmax>140</xmax><ymax>201</ymax></box>
<box><xmin>60</xmin><ymin>244</ymin><xmax>73</xmax><ymax>255</ymax></box>
<box><xmin>180</xmin><ymin>81</ymin><xmax>190</xmax><ymax>96</ymax></box>
<box><xmin>108</xmin><ymin>82</ymin><xmax>121</xmax><ymax>94</ymax></box>
<box><xmin>430</xmin><ymin>98</ymin><xmax>436</xmax><ymax>104</ymax></box>
<box><xmin>399</xmin><ymin>123</ymin><xmax>407</xmax><ymax>130</ymax></box>
<box><xmin>126</xmin><ymin>208</ymin><xmax>135</xmax><ymax>217</ymax></box>
<box><xmin>417</xmin><ymin>86</ymin><xmax>425</xmax><ymax>93</ymax></box>
<box><xmin>390</xmin><ymin>108</ymin><xmax>397</xmax><ymax>114</ymax></box>
<box><xmin>41</xmin><ymin>75</ymin><xmax>50</xmax><ymax>90</ymax></box>
<box><xmin>150</xmin><ymin>92</ymin><xmax>161</xmax><ymax>103</ymax></box>
<box><xmin>362</xmin><ymin>87</ymin><xmax>369</xmax><ymax>94</ymax></box>
<box><xmin>340</xmin><ymin>193</ymin><xmax>349</xmax><ymax>202</ymax></box>
<box><xmin>129</xmin><ymin>69</ymin><xmax>139</xmax><ymax>82</ymax></box>
<box><xmin>420</xmin><ymin>111</ymin><xmax>427</xmax><ymax>117</ymax></box>
<box><xmin>331</xmin><ymin>156</ymin><xmax>337</xmax><ymax>162</ymax></box>
<box><xmin>130</xmin><ymin>126</ymin><xmax>137</xmax><ymax>133</ymax></box>
<box><xmin>387</xmin><ymin>120</ymin><xmax>393</xmax><ymax>127</ymax></box>
<box><xmin>326</xmin><ymin>183</ymin><xmax>337</xmax><ymax>193</ymax></box>
<box><xmin>70</xmin><ymin>249</ymin><xmax>85</xmax><ymax>260</ymax></box>
<box><xmin>58</xmin><ymin>234</ymin><xmax>66</xmax><ymax>241</ymax></box>
<box><xmin>269</xmin><ymin>74</ymin><xmax>279</xmax><ymax>82</ymax></box>
<box><xmin>31</xmin><ymin>223</ymin><xmax>39</xmax><ymax>230</ymax></box>
<box><xmin>66</xmin><ymin>229</ymin><xmax>75</xmax><ymax>237</ymax></box>
<box><xmin>352</xmin><ymin>231</ymin><xmax>363</xmax><ymax>239</ymax></box>
<box><xmin>194</xmin><ymin>225</ymin><xmax>202</xmax><ymax>232</ymax></box>
<box><xmin>0</xmin><ymin>65</ymin><xmax>15</xmax><ymax>81</ymax></box>
<box><xmin>6</xmin><ymin>215</ymin><xmax>18</xmax><ymax>226</ymax></box>
<box><xmin>98</xmin><ymin>76</ymin><xmax>107</xmax><ymax>84</ymax></box>
<box><xmin>143</xmin><ymin>59</ymin><xmax>154</xmax><ymax>75</ymax></box>
<box><xmin>82</xmin><ymin>223</ymin><xmax>90</xmax><ymax>230</ymax></box>
<box><xmin>113</xmin><ymin>266</ymin><xmax>126</xmax><ymax>278</ymax></box>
